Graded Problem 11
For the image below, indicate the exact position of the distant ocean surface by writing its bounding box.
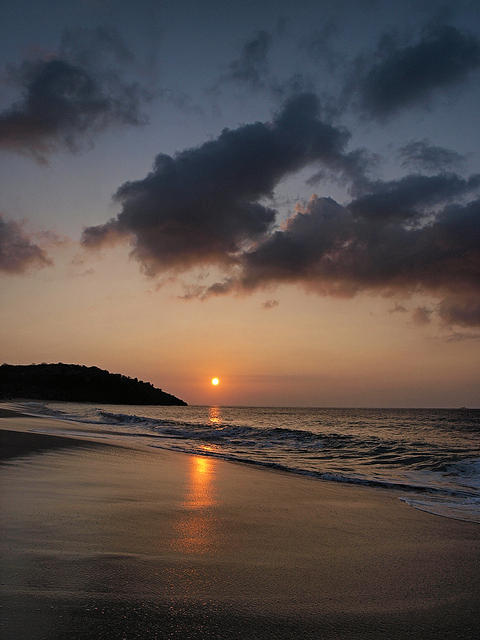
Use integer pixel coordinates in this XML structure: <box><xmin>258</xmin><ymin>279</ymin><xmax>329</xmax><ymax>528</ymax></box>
<box><xmin>12</xmin><ymin>402</ymin><xmax>480</xmax><ymax>523</ymax></box>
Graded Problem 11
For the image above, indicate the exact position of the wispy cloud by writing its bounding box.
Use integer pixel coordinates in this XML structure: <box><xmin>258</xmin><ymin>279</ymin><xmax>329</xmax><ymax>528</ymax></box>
<box><xmin>213</xmin><ymin>30</ymin><xmax>272</xmax><ymax>91</ymax></box>
<box><xmin>0</xmin><ymin>214</ymin><xmax>52</xmax><ymax>273</ymax></box>
<box><xmin>262</xmin><ymin>299</ymin><xmax>279</xmax><ymax>309</ymax></box>
<box><xmin>398</xmin><ymin>139</ymin><xmax>466</xmax><ymax>173</ymax></box>
<box><xmin>352</xmin><ymin>25</ymin><xmax>480</xmax><ymax>119</ymax></box>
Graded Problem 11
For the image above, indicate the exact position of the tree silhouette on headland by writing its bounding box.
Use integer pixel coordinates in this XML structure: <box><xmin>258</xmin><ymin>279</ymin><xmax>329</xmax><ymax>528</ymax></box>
<box><xmin>0</xmin><ymin>363</ymin><xmax>187</xmax><ymax>405</ymax></box>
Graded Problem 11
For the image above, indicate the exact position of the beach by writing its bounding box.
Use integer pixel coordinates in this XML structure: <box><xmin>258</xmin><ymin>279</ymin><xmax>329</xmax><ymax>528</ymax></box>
<box><xmin>1</xmin><ymin>407</ymin><xmax>479</xmax><ymax>639</ymax></box>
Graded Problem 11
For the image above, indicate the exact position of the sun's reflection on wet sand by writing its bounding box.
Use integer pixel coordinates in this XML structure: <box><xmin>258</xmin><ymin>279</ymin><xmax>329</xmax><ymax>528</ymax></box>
<box><xmin>172</xmin><ymin>454</ymin><xmax>217</xmax><ymax>554</ymax></box>
<box><xmin>186</xmin><ymin>455</ymin><xmax>214</xmax><ymax>509</ymax></box>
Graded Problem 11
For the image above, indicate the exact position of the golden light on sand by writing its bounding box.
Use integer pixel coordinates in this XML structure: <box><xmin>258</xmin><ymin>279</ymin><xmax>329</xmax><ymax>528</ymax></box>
<box><xmin>211</xmin><ymin>377</ymin><xmax>219</xmax><ymax>386</ymax></box>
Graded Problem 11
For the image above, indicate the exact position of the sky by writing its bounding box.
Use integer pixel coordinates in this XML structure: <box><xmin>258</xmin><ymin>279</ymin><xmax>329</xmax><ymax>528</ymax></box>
<box><xmin>1</xmin><ymin>0</ymin><xmax>479</xmax><ymax>407</ymax></box>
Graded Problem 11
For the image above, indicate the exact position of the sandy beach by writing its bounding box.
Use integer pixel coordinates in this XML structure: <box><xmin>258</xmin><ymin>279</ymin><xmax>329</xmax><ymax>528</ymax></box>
<box><xmin>1</xmin><ymin>407</ymin><xmax>479</xmax><ymax>639</ymax></box>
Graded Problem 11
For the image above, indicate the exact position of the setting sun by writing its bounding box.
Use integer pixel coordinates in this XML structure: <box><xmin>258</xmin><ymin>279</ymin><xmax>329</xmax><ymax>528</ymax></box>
<box><xmin>211</xmin><ymin>377</ymin><xmax>219</xmax><ymax>386</ymax></box>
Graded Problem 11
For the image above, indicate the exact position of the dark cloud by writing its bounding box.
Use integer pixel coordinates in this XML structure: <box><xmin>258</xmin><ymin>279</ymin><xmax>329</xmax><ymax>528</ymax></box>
<box><xmin>0</xmin><ymin>214</ymin><xmax>52</xmax><ymax>273</ymax></box>
<box><xmin>216</xmin><ymin>30</ymin><xmax>272</xmax><ymax>91</ymax></box>
<box><xmin>398</xmin><ymin>139</ymin><xmax>466</xmax><ymax>172</ymax></box>
<box><xmin>357</xmin><ymin>25</ymin><xmax>480</xmax><ymax>118</ymax></box>
<box><xmin>82</xmin><ymin>93</ymin><xmax>362</xmax><ymax>274</ymax></box>
<box><xmin>240</xmin><ymin>192</ymin><xmax>480</xmax><ymax>290</ymax></box>
<box><xmin>438</xmin><ymin>296</ymin><xmax>480</xmax><ymax>327</ymax></box>
<box><xmin>349</xmin><ymin>172</ymin><xmax>480</xmax><ymax>220</ymax></box>
<box><xmin>202</xmin><ymin>192</ymin><xmax>480</xmax><ymax>326</ymax></box>
<box><xmin>0</xmin><ymin>27</ymin><xmax>147</xmax><ymax>162</ymax></box>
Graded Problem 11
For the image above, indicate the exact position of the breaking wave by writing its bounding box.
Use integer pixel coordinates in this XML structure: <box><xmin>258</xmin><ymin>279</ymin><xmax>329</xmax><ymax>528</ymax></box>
<box><xmin>12</xmin><ymin>402</ymin><xmax>480</xmax><ymax>523</ymax></box>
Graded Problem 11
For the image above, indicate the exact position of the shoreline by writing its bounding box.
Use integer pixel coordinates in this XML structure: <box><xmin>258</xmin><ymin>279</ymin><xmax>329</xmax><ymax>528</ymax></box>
<box><xmin>1</xmin><ymin>407</ymin><xmax>480</xmax><ymax>638</ymax></box>
<box><xmin>1</xmin><ymin>402</ymin><xmax>479</xmax><ymax>524</ymax></box>
<box><xmin>0</xmin><ymin>400</ymin><xmax>480</xmax><ymax>525</ymax></box>
<box><xmin>0</xmin><ymin>399</ymin><xmax>480</xmax><ymax>525</ymax></box>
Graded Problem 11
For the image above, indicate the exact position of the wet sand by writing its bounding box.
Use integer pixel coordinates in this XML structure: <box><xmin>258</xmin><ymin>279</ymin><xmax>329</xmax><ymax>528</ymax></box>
<box><xmin>1</xmin><ymin>407</ymin><xmax>479</xmax><ymax>639</ymax></box>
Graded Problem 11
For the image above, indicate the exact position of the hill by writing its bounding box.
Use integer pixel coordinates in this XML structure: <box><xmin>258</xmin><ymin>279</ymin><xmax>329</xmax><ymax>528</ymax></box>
<box><xmin>0</xmin><ymin>363</ymin><xmax>187</xmax><ymax>406</ymax></box>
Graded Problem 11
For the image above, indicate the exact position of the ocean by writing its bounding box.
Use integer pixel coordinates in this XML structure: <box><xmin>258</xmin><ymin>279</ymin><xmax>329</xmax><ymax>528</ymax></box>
<box><xmin>12</xmin><ymin>401</ymin><xmax>480</xmax><ymax>523</ymax></box>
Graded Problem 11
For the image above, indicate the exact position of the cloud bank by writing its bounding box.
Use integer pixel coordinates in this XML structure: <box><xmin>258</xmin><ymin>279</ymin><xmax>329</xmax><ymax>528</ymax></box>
<box><xmin>82</xmin><ymin>90</ymin><xmax>480</xmax><ymax>327</ymax></box>
<box><xmin>219</xmin><ymin>193</ymin><xmax>480</xmax><ymax>327</ymax></box>
<box><xmin>82</xmin><ymin>93</ymin><xmax>362</xmax><ymax>273</ymax></box>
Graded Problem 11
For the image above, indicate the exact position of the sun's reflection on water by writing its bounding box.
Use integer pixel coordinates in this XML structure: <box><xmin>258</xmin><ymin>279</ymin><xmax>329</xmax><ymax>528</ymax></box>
<box><xmin>172</xmin><ymin>454</ymin><xmax>216</xmax><ymax>554</ymax></box>
<box><xmin>209</xmin><ymin>406</ymin><xmax>221</xmax><ymax>424</ymax></box>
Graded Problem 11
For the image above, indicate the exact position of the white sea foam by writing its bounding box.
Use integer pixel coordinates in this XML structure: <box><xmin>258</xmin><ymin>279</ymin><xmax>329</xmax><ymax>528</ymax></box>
<box><xmin>401</xmin><ymin>495</ymin><xmax>480</xmax><ymax>523</ymax></box>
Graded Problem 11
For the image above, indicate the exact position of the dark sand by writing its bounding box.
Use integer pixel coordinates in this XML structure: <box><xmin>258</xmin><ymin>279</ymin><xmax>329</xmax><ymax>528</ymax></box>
<box><xmin>1</xmin><ymin>407</ymin><xmax>479</xmax><ymax>639</ymax></box>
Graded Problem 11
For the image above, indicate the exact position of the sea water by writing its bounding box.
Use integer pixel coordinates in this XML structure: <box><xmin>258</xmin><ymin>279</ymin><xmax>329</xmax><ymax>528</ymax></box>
<box><xmin>13</xmin><ymin>402</ymin><xmax>480</xmax><ymax>523</ymax></box>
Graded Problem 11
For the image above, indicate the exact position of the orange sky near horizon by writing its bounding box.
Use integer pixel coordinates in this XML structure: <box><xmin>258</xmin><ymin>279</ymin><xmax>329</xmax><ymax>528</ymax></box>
<box><xmin>2</xmin><ymin>247</ymin><xmax>479</xmax><ymax>407</ymax></box>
